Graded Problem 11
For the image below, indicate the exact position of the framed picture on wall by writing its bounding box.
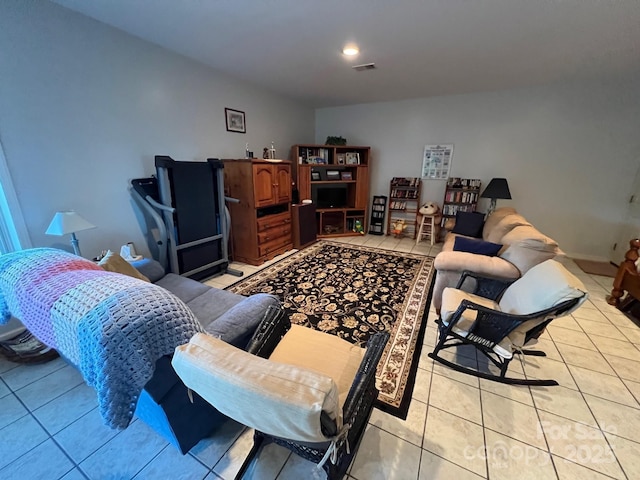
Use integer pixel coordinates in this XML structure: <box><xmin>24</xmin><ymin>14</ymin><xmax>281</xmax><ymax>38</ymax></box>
<box><xmin>225</xmin><ymin>108</ymin><xmax>246</xmax><ymax>133</ymax></box>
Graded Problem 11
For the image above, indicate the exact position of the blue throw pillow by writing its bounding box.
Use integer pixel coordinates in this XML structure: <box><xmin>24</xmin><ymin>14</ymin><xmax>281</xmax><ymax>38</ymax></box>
<box><xmin>453</xmin><ymin>236</ymin><xmax>503</xmax><ymax>256</ymax></box>
<box><xmin>451</xmin><ymin>211</ymin><xmax>485</xmax><ymax>238</ymax></box>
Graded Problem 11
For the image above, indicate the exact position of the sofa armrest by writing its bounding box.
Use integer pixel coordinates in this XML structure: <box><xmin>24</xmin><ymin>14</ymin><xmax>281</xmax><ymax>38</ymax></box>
<box><xmin>433</xmin><ymin>252</ymin><xmax>520</xmax><ymax>312</ymax></box>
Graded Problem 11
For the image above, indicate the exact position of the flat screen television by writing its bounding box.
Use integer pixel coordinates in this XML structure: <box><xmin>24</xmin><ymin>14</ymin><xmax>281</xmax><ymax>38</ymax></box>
<box><xmin>313</xmin><ymin>185</ymin><xmax>348</xmax><ymax>208</ymax></box>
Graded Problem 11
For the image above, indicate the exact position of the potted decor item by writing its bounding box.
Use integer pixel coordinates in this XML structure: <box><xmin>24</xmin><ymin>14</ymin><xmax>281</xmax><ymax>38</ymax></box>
<box><xmin>325</xmin><ymin>136</ymin><xmax>347</xmax><ymax>146</ymax></box>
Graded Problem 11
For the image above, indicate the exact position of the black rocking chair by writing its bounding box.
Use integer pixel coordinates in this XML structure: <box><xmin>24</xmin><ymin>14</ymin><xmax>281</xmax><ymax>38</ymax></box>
<box><xmin>172</xmin><ymin>306</ymin><xmax>388</xmax><ymax>480</ymax></box>
<box><xmin>429</xmin><ymin>259</ymin><xmax>587</xmax><ymax>386</ymax></box>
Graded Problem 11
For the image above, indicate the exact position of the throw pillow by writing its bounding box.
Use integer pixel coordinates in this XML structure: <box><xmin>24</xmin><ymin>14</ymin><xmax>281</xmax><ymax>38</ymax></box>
<box><xmin>453</xmin><ymin>236</ymin><xmax>503</xmax><ymax>256</ymax></box>
<box><xmin>451</xmin><ymin>211</ymin><xmax>485</xmax><ymax>238</ymax></box>
<box><xmin>99</xmin><ymin>250</ymin><xmax>150</xmax><ymax>282</ymax></box>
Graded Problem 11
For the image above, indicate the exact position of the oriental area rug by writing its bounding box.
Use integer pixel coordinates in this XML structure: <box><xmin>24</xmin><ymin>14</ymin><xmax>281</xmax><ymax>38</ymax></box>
<box><xmin>226</xmin><ymin>240</ymin><xmax>435</xmax><ymax>419</ymax></box>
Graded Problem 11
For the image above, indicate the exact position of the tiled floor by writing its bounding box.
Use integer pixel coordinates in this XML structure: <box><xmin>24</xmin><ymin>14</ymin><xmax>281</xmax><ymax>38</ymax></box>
<box><xmin>2</xmin><ymin>235</ymin><xmax>640</xmax><ymax>479</ymax></box>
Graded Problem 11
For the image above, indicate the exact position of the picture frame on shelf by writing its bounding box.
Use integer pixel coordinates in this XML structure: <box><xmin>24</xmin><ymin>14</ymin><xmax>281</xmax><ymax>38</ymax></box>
<box><xmin>346</xmin><ymin>152</ymin><xmax>360</xmax><ymax>165</ymax></box>
<box><xmin>340</xmin><ymin>171</ymin><xmax>353</xmax><ymax>181</ymax></box>
<box><xmin>311</xmin><ymin>171</ymin><xmax>321</xmax><ymax>181</ymax></box>
<box><xmin>336</xmin><ymin>153</ymin><xmax>346</xmax><ymax>165</ymax></box>
<box><xmin>224</xmin><ymin>108</ymin><xmax>246</xmax><ymax>133</ymax></box>
<box><xmin>326</xmin><ymin>170</ymin><xmax>341</xmax><ymax>181</ymax></box>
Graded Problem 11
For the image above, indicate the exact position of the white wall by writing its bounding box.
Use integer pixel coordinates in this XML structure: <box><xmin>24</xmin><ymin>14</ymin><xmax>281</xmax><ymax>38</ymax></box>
<box><xmin>316</xmin><ymin>78</ymin><xmax>640</xmax><ymax>259</ymax></box>
<box><xmin>0</xmin><ymin>0</ymin><xmax>314</xmax><ymax>260</ymax></box>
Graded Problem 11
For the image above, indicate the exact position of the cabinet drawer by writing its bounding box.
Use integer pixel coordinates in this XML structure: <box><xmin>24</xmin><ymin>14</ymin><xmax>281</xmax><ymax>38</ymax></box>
<box><xmin>258</xmin><ymin>235</ymin><xmax>291</xmax><ymax>257</ymax></box>
<box><xmin>258</xmin><ymin>225</ymin><xmax>291</xmax><ymax>244</ymax></box>
<box><xmin>257</xmin><ymin>211</ymin><xmax>291</xmax><ymax>232</ymax></box>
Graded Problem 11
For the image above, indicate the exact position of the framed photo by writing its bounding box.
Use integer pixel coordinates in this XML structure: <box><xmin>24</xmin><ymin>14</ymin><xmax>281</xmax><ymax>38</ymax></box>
<box><xmin>346</xmin><ymin>152</ymin><xmax>360</xmax><ymax>165</ymax></box>
<box><xmin>225</xmin><ymin>108</ymin><xmax>246</xmax><ymax>133</ymax></box>
<box><xmin>340</xmin><ymin>171</ymin><xmax>353</xmax><ymax>181</ymax></box>
<box><xmin>311</xmin><ymin>171</ymin><xmax>321</xmax><ymax>181</ymax></box>
<box><xmin>422</xmin><ymin>144</ymin><xmax>453</xmax><ymax>179</ymax></box>
<box><xmin>326</xmin><ymin>170</ymin><xmax>340</xmax><ymax>181</ymax></box>
<box><xmin>336</xmin><ymin>153</ymin><xmax>346</xmax><ymax>165</ymax></box>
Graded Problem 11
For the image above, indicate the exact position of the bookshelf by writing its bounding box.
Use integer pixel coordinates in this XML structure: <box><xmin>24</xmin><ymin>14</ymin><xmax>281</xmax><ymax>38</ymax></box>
<box><xmin>441</xmin><ymin>177</ymin><xmax>482</xmax><ymax>228</ymax></box>
<box><xmin>368</xmin><ymin>196</ymin><xmax>387</xmax><ymax>235</ymax></box>
<box><xmin>290</xmin><ymin>144</ymin><xmax>370</xmax><ymax>238</ymax></box>
<box><xmin>386</xmin><ymin>177</ymin><xmax>422</xmax><ymax>239</ymax></box>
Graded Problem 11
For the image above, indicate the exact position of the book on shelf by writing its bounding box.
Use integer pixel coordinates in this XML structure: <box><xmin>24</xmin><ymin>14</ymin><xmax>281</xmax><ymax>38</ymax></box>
<box><xmin>446</xmin><ymin>177</ymin><xmax>481</xmax><ymax>189</ymax></box>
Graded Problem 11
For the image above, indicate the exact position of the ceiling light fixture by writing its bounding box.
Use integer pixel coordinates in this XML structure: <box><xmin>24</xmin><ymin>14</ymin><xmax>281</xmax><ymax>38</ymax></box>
<box><xmin>342</xmin><ymin>45</ymin><xmax>359</xmax><ymax>56</ymax></box>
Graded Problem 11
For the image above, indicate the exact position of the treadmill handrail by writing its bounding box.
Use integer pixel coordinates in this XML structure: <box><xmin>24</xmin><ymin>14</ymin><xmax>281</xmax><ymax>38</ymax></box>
<box><xmin>146</xmin><ymin>195</ymin><xmax>176</xmax><ymax>214</ymax></box>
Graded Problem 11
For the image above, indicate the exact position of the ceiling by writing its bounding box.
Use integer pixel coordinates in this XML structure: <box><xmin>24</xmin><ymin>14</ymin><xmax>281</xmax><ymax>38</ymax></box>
<box><xmin>52</xmin><ymin>0</ymin><xmax>640</xmax><ymax>108</ymax></box>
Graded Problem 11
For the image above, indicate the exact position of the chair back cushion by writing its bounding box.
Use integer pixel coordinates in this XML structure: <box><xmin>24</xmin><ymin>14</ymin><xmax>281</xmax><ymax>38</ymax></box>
<box><xmin>499</xmin><ymin>260</ymin><xmax>587</xmax><ymax>315</ymax></box>
<box><xmin>172</xmin><ymin>333</ymin><xmax>340</xmax><ymax>443</ymax></box>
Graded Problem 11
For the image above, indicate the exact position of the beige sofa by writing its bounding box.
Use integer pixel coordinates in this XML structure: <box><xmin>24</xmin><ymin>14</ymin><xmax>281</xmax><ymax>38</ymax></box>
<box><xmin>432</xmin><ymin>207</ymin><xmax>562</xmax><ymax>312</ymax></box>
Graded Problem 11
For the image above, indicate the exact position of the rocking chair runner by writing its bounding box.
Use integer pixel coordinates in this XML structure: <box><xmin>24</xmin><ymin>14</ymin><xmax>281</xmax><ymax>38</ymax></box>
<box><xmin>429</xmin><ymin>259</ymin><xmax>588</xmax><ymax>386</ymax></box>
<box><xmin>172</xmin><ymin>306</ymin><xmax>389</xmax><ymax>480</ymax></box>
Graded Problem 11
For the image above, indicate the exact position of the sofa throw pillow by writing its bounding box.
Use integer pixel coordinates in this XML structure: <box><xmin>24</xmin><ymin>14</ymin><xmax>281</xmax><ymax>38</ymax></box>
<box><xmin>453</xmin><ymin>236</ymin><xmax>503</xmax><ymax>256</ymax></box>
<box><xmin>451</xmin><ymin>211</ymin><xmax>485</xmax><ymax>238</ymax></box>
<box><xmin>99</xmin><ymin>250</ymin><xmax>150</xmax><ymax>282</ymax></box>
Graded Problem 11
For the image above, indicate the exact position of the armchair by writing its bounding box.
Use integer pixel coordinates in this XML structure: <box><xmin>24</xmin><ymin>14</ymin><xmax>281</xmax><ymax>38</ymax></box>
<box><xmin>429</xmin><ymin>259</ymin><xmax>587</xmax><ymax>385</ymax></box>
<box><xmin>172</xmin><ymin>306</ymin><xmax>389</xmax><ymax>480</ymax></box>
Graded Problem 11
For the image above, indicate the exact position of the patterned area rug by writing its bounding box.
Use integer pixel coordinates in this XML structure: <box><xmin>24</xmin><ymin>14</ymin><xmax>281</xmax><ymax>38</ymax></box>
<box><xmin>227</xmin><ymin>240</ymin><xmax>435</xmax><ymax>419</ymax></box>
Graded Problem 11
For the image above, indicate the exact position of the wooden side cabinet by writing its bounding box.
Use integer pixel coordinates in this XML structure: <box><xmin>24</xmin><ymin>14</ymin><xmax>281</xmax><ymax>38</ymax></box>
<box><xmin>223</xmin><ymin>159</ymin><xmax>293</xmax><ymax>265</ymax></box>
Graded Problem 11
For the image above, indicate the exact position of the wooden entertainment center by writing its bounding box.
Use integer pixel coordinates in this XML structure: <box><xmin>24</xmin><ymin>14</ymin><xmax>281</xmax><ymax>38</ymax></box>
<box><xmin>290</xmin><ymin>144</ymin><xmax>370</xmax><ymax>238</ymax></box>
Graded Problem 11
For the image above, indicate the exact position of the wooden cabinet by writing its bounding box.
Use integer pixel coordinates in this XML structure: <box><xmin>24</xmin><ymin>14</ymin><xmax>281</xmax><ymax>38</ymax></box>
<box><xmin>222</xmin><ymin>159</ymin><xmax>292</xmax><ymax>265</ymax></box>
<box><xmin>253</xmin><ymin>162</ymin><xmax>291</xmax><ymax>207</ymax></box>
<box><xmin>387</xmin><ymin>177</ymin><xmax>422</xmax><ymax>239</ymax></box>
<box><xmin>290</xmin><ymin>144</ymin><xmax>370</xmax><ymax>238</ymax></box>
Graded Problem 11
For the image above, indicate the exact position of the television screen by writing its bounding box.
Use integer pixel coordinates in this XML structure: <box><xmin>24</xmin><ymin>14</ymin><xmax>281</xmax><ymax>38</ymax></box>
<box><xmin>314</xmin><ymin>186</ymin><xmax>347</xmax><ymax>208</ymax></box>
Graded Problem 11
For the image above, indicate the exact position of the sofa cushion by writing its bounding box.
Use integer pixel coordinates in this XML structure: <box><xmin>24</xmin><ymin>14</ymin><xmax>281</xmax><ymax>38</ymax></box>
<box><xmin>501</xmin><ymin>225</ymin><xmax>559</xmax><ymax>253</ymax></box>
<box><xmin>98</xmin><ymin>251</ymin><xmax>150</xmax><ymax>282</ymax></box>
<box><xmin>500</xmin><ymin>244</ymin><xmax>557</xmax><ymax>276</ymax></box>
<box><xmin>451</xmin><ymin>211</ymin><xmax>485</xmax><ymax>238</ymax></box>
<box><xmin>482</xmin><ymin>207</ymin><xmax>518</xmax><ymax>240</ymax></box>
<box><xmin>155</xmin><ymin>273</ymin><xmax>210</xmax><ymax>304</ymax></box>
<box><xmin>172</xmin><ymin>332</ymin><xmax>341</xmax><ymax>443</ymax></box>
<box><xmin>485</xmin><ymin>214</ymin><xmax>532</xmax><ymax>244</ymax></box>
<box><xmin>453</xmin><ymin>236</ymin><xmax>502</xmax><ymax>257</ymax></box>
<box><xmin>132</xmin><ymin>258</ymin><xmax>166</xmax><ymax>283</ymax></box>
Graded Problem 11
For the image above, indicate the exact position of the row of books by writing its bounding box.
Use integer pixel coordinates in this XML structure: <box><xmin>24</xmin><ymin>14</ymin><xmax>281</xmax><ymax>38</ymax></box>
<box><xmin>446</xmin><ymin>177</ymin><xmax>481</xmax><ymax>189</ymax></box>
<box><xmin>390</xmin><ymin>189</ymin><xmax>420</xmax><ymax>199</ymax></box>
<box><xmin>389</xmin><ymin>200</ymin><xmax>412</xmax><ymax>210</ymax></box>
<box><xmin>441</xmin><ymin>204</ymin><xmax>476</xmax><ymax>216</ymax></box>
<box><xmin>299</xmin><ymin>147</ymin><xmax>331</xmax><ymax>164</ymax></box>
<box><xmin>444</xmin><ymin>191</ymin><xmax>478</xmax><ymax>203</ymax></box>
<box><xmin>391</xmin><ymin>177</ymin><xmax>421</xmax><ymax>187</ymax></box>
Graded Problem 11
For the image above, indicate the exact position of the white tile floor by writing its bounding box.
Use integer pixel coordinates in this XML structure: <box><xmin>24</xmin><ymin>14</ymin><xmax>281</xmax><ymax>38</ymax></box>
<box><xmin>2</xmin><ymin>235</ymin><xmax>640</xmax><ymax>479</ymax></box>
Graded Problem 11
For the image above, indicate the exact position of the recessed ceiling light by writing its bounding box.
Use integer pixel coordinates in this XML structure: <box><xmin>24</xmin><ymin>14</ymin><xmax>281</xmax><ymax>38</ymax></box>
<box><xmin>342</xmin><ymin>45</ymin><xmax>359</xmax><ymax>56</ymax></box>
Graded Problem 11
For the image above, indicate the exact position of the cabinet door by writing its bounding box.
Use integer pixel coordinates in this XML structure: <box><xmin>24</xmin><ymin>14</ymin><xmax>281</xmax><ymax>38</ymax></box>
<box><xmin>274</xmin><ymin>164</ymin><xmax>291</xmax><ymax>204</ymax></box>
<box><xmin>253</xmin><ymin>164</ymin><xmax>276</xmax><ymax>207</ymax></box>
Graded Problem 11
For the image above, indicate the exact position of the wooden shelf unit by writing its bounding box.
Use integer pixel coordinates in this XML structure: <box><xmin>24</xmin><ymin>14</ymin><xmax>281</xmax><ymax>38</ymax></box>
<box><xmin>290</xmin><ymin>144</ymin><xmax>370</xmax><ymax>238</ymax></box>
<box><xmin>222</xmin><ymin>159</ymin><xmax>293</xmax><ymax>265</ymax></box>
<box><xmin>386</xmin><ymin>177</ymin><xmax>422</xmax><ymax>239</ymax></box>
<box><xmin>441</xmin><ymin>177</ymin><xmax>482</xmax><ymax>227</ymax></box>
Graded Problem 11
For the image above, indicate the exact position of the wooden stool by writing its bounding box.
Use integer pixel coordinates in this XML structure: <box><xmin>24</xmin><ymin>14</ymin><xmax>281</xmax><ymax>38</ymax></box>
<box><xmin>416</xmin><ymin>214</ymin><xmax>439</xmax><ymax>246</ymax></box>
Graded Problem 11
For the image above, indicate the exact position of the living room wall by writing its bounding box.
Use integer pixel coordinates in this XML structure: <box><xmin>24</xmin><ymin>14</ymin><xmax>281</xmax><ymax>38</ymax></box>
<box><xmin>0</xmin><ymin>0</ymin><xmax>314</xmax><ymax>260</ymax></box>
<box><xmin>316</xmin><ymin>77</ymin><xmax>640</xmax><ymax>259</ymax></box>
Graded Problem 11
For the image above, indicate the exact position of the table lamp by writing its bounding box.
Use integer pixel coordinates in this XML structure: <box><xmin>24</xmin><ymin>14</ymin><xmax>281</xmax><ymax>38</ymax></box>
<box><xmin>45</xmin><ymin>211</ymin><xmax>96</xmax><ymax>257</ymax></box>
<box><xmin>480</xmin><ymin>178</ymin><xmax>511</xmax><ymax>216</ymax></box>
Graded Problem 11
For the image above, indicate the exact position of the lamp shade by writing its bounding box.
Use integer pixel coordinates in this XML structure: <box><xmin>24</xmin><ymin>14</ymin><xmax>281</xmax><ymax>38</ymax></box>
<box><xmin>45</xmin><ymin>211</ymin><xmax>95</xmax><ymax>236</ymax></box>
<box><xmin>480</xmin><ymin>178</ymin><xmax>512</xmax><ymax>200</ymax></box>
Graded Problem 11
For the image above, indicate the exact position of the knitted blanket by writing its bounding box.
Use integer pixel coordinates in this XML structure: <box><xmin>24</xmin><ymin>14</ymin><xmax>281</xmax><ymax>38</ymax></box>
<box><xmin>0</xmin><ymin>248</ymin><xmax>204</xmax><ymax>429</ymax></box>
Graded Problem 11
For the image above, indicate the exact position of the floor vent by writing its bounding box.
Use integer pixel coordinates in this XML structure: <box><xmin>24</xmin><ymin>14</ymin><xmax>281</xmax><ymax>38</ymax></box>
<box><xmin>352</xmin><ymin>63</ymin><xmax>376</xmax><ymax>71</ymax></box>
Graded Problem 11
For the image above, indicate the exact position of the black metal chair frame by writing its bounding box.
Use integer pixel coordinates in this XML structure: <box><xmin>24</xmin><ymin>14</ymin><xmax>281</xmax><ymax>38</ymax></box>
<box><xmin>234</xmin><ymin>305</ymin><xmax>389</xmax><ymax>480</ymax></box>
<box><xmin>429</xmin><ymin>271</ymin><xmax>584</xmax><ymax>386</ymax></box>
